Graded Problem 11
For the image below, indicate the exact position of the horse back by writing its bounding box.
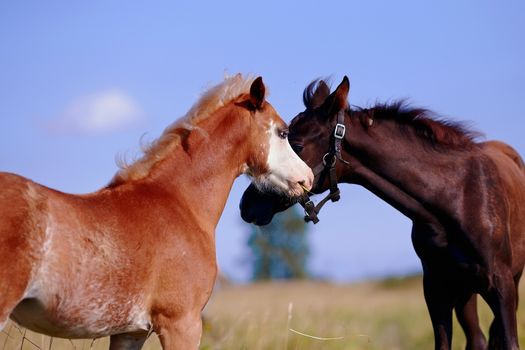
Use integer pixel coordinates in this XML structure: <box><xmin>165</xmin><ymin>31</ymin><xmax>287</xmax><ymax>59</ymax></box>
<box><xmin>481</xmin><ymin>141</ymin><xmax>525</xmax><ymax>192</ymax></box>
<box><xmin>482</xmin><ymin>140</ymin><xmax>525</xmax><ymax>171</ymax></box>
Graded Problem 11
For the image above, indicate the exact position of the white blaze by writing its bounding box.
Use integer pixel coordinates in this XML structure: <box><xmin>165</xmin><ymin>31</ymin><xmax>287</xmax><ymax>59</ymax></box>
<box><xmin>262</xmin><ymin>123</ymin><xmax>313</xmax><ymax>196</ymax></box>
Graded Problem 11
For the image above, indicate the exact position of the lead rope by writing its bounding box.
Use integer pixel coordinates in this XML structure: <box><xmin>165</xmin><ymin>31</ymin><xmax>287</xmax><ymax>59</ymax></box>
<box><xmin>299</xmin><ymin>109</ymin><xmax>349</xmax><ymax>224</ymax></box>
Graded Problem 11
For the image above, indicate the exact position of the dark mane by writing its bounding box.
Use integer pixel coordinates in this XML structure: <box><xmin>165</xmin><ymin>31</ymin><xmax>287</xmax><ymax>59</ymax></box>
<box><xmin>300</xmin><ymin>80</ymin><xmax>481</xmax><ymax>150</ymax></box>
<box><xmin>353</xmin><ymin>101</ymin><xmax>482</xmax><ymax>150</ymax></box>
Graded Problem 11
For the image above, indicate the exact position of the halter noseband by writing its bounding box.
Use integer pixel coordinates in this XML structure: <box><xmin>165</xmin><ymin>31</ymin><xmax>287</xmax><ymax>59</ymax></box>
<box><xmin>299</xmin><ymin>109</ymin><xmax>349</xmax><ymax>224</ymax></box>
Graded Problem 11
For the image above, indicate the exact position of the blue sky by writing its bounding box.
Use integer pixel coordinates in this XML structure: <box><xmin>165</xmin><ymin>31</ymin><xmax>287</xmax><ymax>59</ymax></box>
<box><xmin>1</xmin><ymin>1</ymin><xmax>524</xmax><ymax>282</ymax></box>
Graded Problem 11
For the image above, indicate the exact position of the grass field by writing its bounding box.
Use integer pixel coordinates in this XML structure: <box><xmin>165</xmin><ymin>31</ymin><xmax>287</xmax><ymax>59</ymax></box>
<box><xmin>2</xmin><ymin>276</ymin><xmax>525</xmax><ymax>349</ymax></box>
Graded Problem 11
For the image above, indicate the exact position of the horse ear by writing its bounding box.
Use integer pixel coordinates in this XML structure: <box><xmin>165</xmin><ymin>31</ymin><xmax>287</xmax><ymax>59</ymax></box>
<box><xmin>304</xmin><ymin>80</ymin><xmax>330</xmax><ymax>109</ymax></box>
<box><xmin>321</xmin><ymin>76</ymin><xmax>349</xmax><ymax>118</ymax></box>
<box><xmin>249</xmin><ymin>76</ymin><xmax>266</xmax><ymax>109</ymax></box>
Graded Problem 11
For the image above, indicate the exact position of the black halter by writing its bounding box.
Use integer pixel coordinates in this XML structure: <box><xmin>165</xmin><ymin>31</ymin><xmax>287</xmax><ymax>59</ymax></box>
<box><xmin>299</xmin><ymin>109</ymin><xmax>349</xmax><ymax>224</ymax></box>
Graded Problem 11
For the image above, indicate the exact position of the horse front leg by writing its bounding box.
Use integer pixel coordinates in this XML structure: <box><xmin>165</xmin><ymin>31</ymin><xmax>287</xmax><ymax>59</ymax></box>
<box><xmin>455</xmin><ymin>293</ymin><xmax>487</xmax><ymax>350</ymax></box>
<box><xmin>153</xmin><ymin>311</ymin><xmax>202</xmax><ymax>350</ymax></box>
<box><xmin>481</xmin><ymin>268</ymin><xmax>519</xmax><ymax>350</ymax></box>
<box><xmin>424</xmin><ymin>272</ymin><xmax>455</xmax><ymax>350</ymax></box>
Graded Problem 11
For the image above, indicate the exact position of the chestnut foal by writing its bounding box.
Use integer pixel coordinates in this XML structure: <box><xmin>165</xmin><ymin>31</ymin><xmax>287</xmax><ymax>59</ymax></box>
<box><xmin>0</xmin><ymin>75</ymin><xmax>313</xmax><ymax>349</ymax></box>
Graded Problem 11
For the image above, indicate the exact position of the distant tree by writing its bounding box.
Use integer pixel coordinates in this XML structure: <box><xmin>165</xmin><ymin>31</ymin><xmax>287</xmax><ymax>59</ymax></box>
<box><xmin>247</xmin><ymin>205</ymin><xmax>310</xmax><ymax>280</ymax></box>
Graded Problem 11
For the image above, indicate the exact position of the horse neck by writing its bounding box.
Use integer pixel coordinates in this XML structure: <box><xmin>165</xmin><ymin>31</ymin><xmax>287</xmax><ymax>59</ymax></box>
<box><xmin>144</xmin><ymin>105</ymin><xmax>250</xmax><ymax>233</ymax></box>
<box><xmin>342</xmin><ymin>115</ymin><xmax>473</xmax><ymax>223</ymax></box>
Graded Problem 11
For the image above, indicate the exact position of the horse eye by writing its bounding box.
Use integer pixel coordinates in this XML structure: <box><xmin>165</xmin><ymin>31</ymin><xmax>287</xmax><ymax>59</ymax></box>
<box><xmin>278</xmin><ymin>130</ymin><xmax>289</xmax><ymax>139</ymax></box>
<box><xmin>291</xmin><ymin>144</ymin><xmax>304</xmax><ymax>153</ymax></box>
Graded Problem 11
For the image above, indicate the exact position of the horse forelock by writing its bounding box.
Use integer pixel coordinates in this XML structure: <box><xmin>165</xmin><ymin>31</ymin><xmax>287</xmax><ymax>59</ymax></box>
<box><xmin>110</xmin><ymin>74</ymin><xmax>266</xmax><ymax>186</ymax></box>
<box><xmin>302</xmin><ymin>78</ymin><xmax>331</xmax><ymax>109</ymax></box>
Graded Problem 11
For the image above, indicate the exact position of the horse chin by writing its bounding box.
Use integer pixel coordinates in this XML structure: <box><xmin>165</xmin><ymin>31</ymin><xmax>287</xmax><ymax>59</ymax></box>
<box><xmin>255</xmin><ymin>175</ymin><xmax>288</xmax><ymax>196</ymax></box>
<box><xmin>254</xmin><ymin>174</ymin><xmax>306</xmax><ymax>199</ymax></box>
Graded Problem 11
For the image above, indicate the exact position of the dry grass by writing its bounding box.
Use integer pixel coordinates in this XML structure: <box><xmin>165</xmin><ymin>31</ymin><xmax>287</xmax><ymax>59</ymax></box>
<box><xmin>2</xmin><ymin>276</ymin><xmax>525</xmax><ymax>349</ymax></box>
<box><xmin>202</xmin><ymin>277</ymin><xmax>432</xmax><ymax>350</ymax></box>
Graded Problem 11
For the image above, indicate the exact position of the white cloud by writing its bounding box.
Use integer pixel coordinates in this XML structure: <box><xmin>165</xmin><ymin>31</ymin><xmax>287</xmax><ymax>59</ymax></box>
<box><xmin>49</xmin><ymin>89</ymin><xmax>143</xmax><ymax>134</ymax></box>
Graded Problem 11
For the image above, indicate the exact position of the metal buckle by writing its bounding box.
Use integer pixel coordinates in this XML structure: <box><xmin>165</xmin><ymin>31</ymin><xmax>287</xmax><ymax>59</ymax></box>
<box><xmin>334</xmin><ymin>123</ymin><xmax>345</xmax><ymax>139</ymax></box>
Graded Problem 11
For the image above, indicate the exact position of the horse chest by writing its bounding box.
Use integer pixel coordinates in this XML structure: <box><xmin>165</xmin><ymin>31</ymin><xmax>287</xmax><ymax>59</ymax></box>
<box><xmin>411</xmin><ymin>223</ymin><xmax>449</xmax><ymax>257</ymax></box>
<box><xmin>411</xmin><ymin>224</ymin><xmax>488</xmax><ymax>288</ymax></box>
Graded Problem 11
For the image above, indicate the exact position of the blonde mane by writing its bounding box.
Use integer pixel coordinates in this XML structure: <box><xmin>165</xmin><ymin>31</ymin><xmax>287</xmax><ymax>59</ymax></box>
<box><xmin>110</xmin><ymin>74</ymin><xmax>263</xmax><ymax>185</ymax></box>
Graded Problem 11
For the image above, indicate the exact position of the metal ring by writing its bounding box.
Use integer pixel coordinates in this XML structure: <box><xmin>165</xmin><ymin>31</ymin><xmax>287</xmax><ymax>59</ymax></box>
<box><xmin>322</xmin><ymin>153</ymin><xmax>336</xmax><ymax>167</ymax></box>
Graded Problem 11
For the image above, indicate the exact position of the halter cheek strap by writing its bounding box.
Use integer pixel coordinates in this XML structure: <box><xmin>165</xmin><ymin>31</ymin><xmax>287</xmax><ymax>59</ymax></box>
<box><xmin>299</xmin><ymin>109</ymin><xmax>349</xmax><ymax>224</ymax></box>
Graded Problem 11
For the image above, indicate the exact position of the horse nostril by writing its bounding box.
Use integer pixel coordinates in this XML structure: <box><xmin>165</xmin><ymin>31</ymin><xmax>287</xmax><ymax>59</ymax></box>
<box><xmin>308</xmin><ymin>173</ymin><xmax>314</xmax><ymax>188</ymax></box>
